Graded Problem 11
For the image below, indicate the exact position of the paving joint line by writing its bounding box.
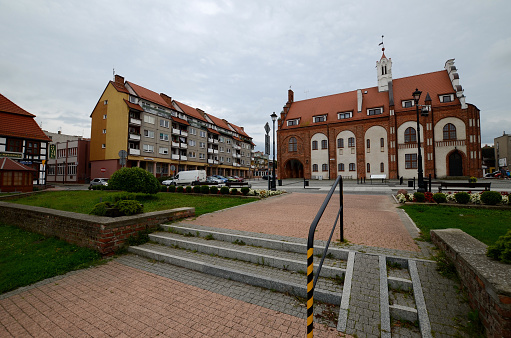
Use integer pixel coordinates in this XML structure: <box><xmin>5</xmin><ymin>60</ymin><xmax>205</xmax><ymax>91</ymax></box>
<box><xmin>336</xmin><ymin>250</ymin><xmax>355</xmax><ymax>332</ymax></box>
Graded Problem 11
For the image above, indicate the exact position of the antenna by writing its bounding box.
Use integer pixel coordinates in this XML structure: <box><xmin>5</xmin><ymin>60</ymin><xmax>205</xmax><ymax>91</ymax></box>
<box><xmin>378</xmin><ymin>35</ymin><xmax>385</xmax><ymax>51</ymax></box>
<box><xmin>113</xmin><ymin>67</ymin><xmax>115</xmax><ymax>80</ymax></box>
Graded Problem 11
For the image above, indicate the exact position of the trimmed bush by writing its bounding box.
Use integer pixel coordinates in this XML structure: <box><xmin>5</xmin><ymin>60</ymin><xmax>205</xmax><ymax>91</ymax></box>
<box><xmin>200</xmin><ymin>185</ymin><xmax>210</xmax><ymax>194</ymax></box>
<box><xmin>433</xmin><ymin>193</ymin><xmax>447</xmax><ymax>204</ymax></box>
<box><xmin>469</xmin><ymin>176</ymin><xmax>477</xmax><ymax>183</ymax></box>
<box><xmin>413</xmin><ymin>192</ymin><xmax>425</xmax><ymax>202</ymax></box>
<box><xmin>193</xmin><ymin>185</ymin><xmax>201</xmax><ymax>193</ymax></box>
<box><xmin>241</xmin><ymin>187</ymin><xmax>250</xmax><ymax>196</ymax></box>
<box><xmin>480</xmin><ymin>191</ymin><xmax>502</xmax><ymax>205</ymax></box>
<box><xmin>230</xmin><ymin>188</ymin><xmax>238</xmax><ymax>195</ymax></box>
<box><xmin>220</xmin><ymin>186</ymin><xmax>230</xmax><ymax>195</ymax></box>
<box><xmin>108</xmin><ymin>167</ymin><xmax>160</xmax><ymax>194</ymax></box>
<box><xmin>454</xmin><ymin>192</ymin><xmax>470</xmax><ymax>204</ymax></box>
<box><xmin>168</xmin><ymin>185</ymin><xmax>176</xmax><ymax>193</ymax></box>
<box><xmin>487</xmin><ymin>229</ymin><xmax>511</xmax><ymax>264</ymax></box>
<box><xmin>160</xmin><ymin>185</ymin><xmax>168</xmax><ymax>192</ymax></box>
<box><xmin>176</xmin><ymin>186</ymin><xmax>184</xmax><ymax>193</ymax></box>
<box><xmin>89</xmin><ymin>202</ymin><xmax>112</xmax><ymax>216</ymax></box>
<box><xmin>424</xmin><ymin>192</ymin><xmax>434</xmax><ymax>203</ymax></box>
<box><xmin>185</xmin><ymin>186</ymin><xmax>192</xmax><ymax>193</ymax></box>
<box><xmin>115</xmin><ymin>200</ymin><xmax>143</xmax><ymax>216</ymax></box>
<box><xmin>210</xmin><ymin>186</ymin><xmax>219</xmax><ymax>194</ymax></box>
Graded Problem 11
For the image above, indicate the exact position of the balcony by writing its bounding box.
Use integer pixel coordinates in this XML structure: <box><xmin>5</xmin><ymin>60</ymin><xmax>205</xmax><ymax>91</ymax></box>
<box><xmin>129</xmin><ymin>149</ymin><xmax>140</xmax><ymax>156</ymax></box>
<box><xmin>233</xmin><ymin>145</ymin><xmax>241</xmax><ymax>150</ymax></box>
<box><xmin>180</xmin><ymin>130</ymin><xmax>188</xmax><ymax>137</ymax></box>
<box><xmin>213</xmin><ymin>139</ymin><xmax>219</xmax><ymax>144</ymax></box>
<box><xmin>171</xmin><ymin>141</ymin><xmax>180</xmax><ymax>148</ymax></box>
<box><xmin>233</xmin><ymin>163</ymin><xmax>240</xmax><ymax>167</ymax></box>
<box><xmin>129</xmin><ymin>118</ymin><xmax>141</xmax><ymax>126</ymax></box>
<box><xmin>208</xmin><ymin>148</ymin><xmax>213</xmax><ymax>154</ymax></box>
<box><xmin>207</xmin><ymin>159</ymin><xmax>214</xmax><ymax>164</ymax></box>
<box><xmin>208</xmin><ymin>138</ymin><xmax>214</xmax><ymax>143</ymax></box>
<box><xmin>172</xmin><ymin>128</ymin><xmax>181</xmax><ymax>135</ymax></box>
<box><xmin>129</xmin><ymin>133</ymin><xmax>141</xmax><ymax>141</ymax></box>
<box><xmin>180</xmin><ymin>155</ymin><xmax>187</xmax><ymax>161</ymax></box>
<box><xmin>180</xmin><ymin>143</ymin><xmax>188</xmax><ymax>149</ymax></box>
<box><xmin>251</xmin><ymin>165</ymin><xmax>255</xmax><ymax>169</ymax></box>
<box><xmin>171</xmin><ymin>154</ymin><xmax>180</xmax><ymax>160</ymax></box>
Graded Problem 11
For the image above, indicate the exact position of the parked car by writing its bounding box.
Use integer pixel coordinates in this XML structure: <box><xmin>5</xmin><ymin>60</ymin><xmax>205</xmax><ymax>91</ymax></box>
<box><xmin>213</xmin><ymin>175</ymin><xmax>228</xmax><ymax>183</ymax></box>
<box><xmin>232</xmin><ymin>176</ymin><xmax>244</xmax><ymax>182</ymax></box>
<box><xmin>89</xmin><ymin>178</ymin><xmax>109</xmax><ymax>189</ymax></box>
<box><xmin>161</xmin><ymin>179</ymin><xmax>174</xmax><ymax>186</ymax></box>
<box><xmin>206</xmin><ymin>176</ymin><xmax>223</xmax><ymax>185</ymax></box>
<box><xmin>163</xmin><ymin>170</ymin><xmax>207</xmax><ymax>186</ymax></box>
<box><xmin>226</xmin><ymin>176</ymin><xmax>238</xmax><ymax>182</ymax></box>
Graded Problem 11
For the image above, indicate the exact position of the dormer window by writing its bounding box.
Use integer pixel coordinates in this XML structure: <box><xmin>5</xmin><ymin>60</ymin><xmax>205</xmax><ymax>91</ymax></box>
<box><xmin>367</xmin><ymin>107</ymin><xmax>383</xmax><ymax>116</ymax></box>
<box><xmin>129</xmin><ymin>96</ymin><xmax>138</xmax><ymax>104</ymax></box>
<box><xmin>287</xmin><ymin>118</ymin><xmax>300</xmax><ymax>126</ymax></box>
<box><xmin>402</xmin><ymin>100</ymin><xmax>414</xmax><ymax>108</ymax></box>
<box><xmin>313</xmin><ymin>115</ymin><xmax>327</xmax><ymax>123</ymax></box>
<box><xmin>440</xmin><ymin>94</ymin><xmax>454</xmax><ymax>103</ymax></box>
<box><xmin>337</xmin><ymin>112</ymin><xmax>352</xmax><ymax>120</ymax></box>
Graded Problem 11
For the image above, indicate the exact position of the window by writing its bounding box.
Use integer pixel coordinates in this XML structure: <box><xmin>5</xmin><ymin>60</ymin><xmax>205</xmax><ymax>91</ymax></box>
<box><xmin>143</xmin><ymin>144</ymin><xmax>154</xmax><ymax>153</ymax></box>
<box><xmin>337</xmin><ymin>112</ymin><xmax>352</xmax><ymax>120</ymax></box>
<box><xmin>160</xmin><ymin>133</ymin><xmax>169</xmax><ymax>141</ymax></box>
<box><xmin>443</xmin><ymin>123</ymin><xmax>456</xmax><ymax>140</ymax></box>
<box><xmin>227</xmin><ymin>148</ymin><xmax>231</xmax><ymax>153</ymax></box>
<box><xmin>402</xmin><ymin>100</ymin><xmax>414</xmax><ymax>108</ymax></box>
<box><xmin>189</xmin><ymin>140</ymin><xmax>196</xmax><ymax>147</ymax></box>
<box><xmin>219</xmin><ymin>136</ymin><xmax>224</xmax><ymax>143</ymax></box>
<box><xmin>102</xmin><ymin>144</ymin><xmax>106</xmax><ymax>149</ymax></box>
<box><xmin>440</xmin><ymin>94</ymin><xmax>452</xmax><ymax>103</ymax></box>
<box><xmin>404</xmin><ymin>127</ymin><xmax>416</xmax><ymax>143</ymax></box>
<box><xmin>380</xmin><ymin>162</ymin><xmax>384</xmax><ymax>172</ymax></box>
<box><xmin>366</xmin><ymin>139</ymin><xmax>370</xmax><ymax>149</ymax></box>
<box><xmin>367</xmin><ymin>108</ymin><xmax>382</xmax><ymax>116</ymax></box>
<box><xmin>337</xmin><ymin>138</ymin><xmax>344</xmax><ymax>148</ymax></box>
<box><xmin>143</xmin><ymin>115</ymin><xmax>155</xmax><ymax>124</ymax></box>
<box><xmin>322</xmin><ymin>164</ymin><xmax>328</xmax><ymax>171</ymax></box>
<box><xmin>200</xmin><ymin>131</ymin><xmax>206</xmax><ymax>138</ymax></box>
<box><xmin>313</xmin><ymin>115</ymin><xmax>327</xmax><ymax>123</ymax></box>
<box><xmin>338</xmin><ymin>163</ymin><xmax>345</xmax><ymax>171</ymax></box>
<box><xmin>103</xmin><ymin>114</ymin><xmax>107</xmax><ymax>119</ymax></box>
<box><xmin>312</xmin><ymin>164</ymin><xmax>318</xmax><ymax>172</ymax></box>
<box><xmin>57</xmin><ymin>149</ymin><xmax>66</xmax><ymax>158</ymax></box>
<box><xmin>188</xmin><ymin>151</ymin><xmax>196</xmax><ymax>158</ymax></box>
<box><xmin>226</xmin><ymin>139</ymin><xmax>231</xmax><ymax>144</ymax></box>
<box><xmin>103</xmin><ymin>100</ymin><xmax>108</xmax><ymax>105</ymax></box>
<box><xmin>67</xmin><ymin>163</ymin><xmax>77</xmax><ymax>175</ymax></box>
<box><xmin>57</xmin><ymin>163</ymin><xmax>65</xmax><ymax>175</ymax></box>
<box><xmin>405</xmin><ymin>154</ymin><xmax>417</xmax><ymax>169</ymax></box>
<box><xmin>287</xmin><ymin>119</ymin><xmax>299</xmax><ymax>126</ymax></box>
<box><xmin>321</xmin><ymin>140</ymin><xmax>328</xmax><ymax>149</ymax></box>
<box><xmin>48</xmin><ymin>164</ymin><xmax>55</xmax><ymax>175</ymax></box>
<box><xmin>26</xmin><ymin>141</ymin><xmax>39</xmax><ymax>155</ymax></box>
<box><xmin>349</xmin><ymin>163</ymin><xmax>356</xmax><ymax>171</ymax></box>
<box><xmin>199</xmin><ymin>142</ymin><xmax>206</xmax><ymax>148</ymax></box>
<box><xmin>7</xmin><ymin>139</ymin><xmax>22</xmax><ymax>152</ymax></box>
<box><xmin>367</xmin><ymin>163</ymin><xmax>370</xmax><ymax>173</ymax></box>
<box><xmin>144</xmin><ymin>130</ymin><xmax>155</xmax><ymax>138</ymax></box>
<box><xmin>189</xmin><ymin>128</ymin><xmax>196</xmax><ymax>135</ymax></box>
<box><xmin>348</xmin><ymin>137</ymin><xmax>355</xmax><ymax>147</ymax></box>
<box><xmin>129</xmin><ymin>96</ymin><xmax>137</xmax><ymax>103</ymax></box>
<box><xmin>289</xmin><ymin>137</ymin><xmax>297</xmax><ymax>152</ymax></box>
<box><xmin>159</xmin><ymin>147</ymin><xmax>169</xmax><ymax>155</ymax></box>
<box><xmin>102</xmin><ymin>129</ymin><xmax>106</xmax><ymax>134</ymax></box>
<box><xmin>380</xmin><ymin>138</ymin><xmax>385</xmax><ymax>148</ymax></box>
<box><xmin>219</xmin><ymin>146</ymin><xmax>224</xmax><ymax>152</ymax></box>
<box><xmin>160</xmin><ymin>119</ymin><xmax>170</xmax><ymax>128</ymax></box>
<box><xmin>312</xmin><ymin>140</ymin><xmax>318</xmax><ymax>150</ymax></box>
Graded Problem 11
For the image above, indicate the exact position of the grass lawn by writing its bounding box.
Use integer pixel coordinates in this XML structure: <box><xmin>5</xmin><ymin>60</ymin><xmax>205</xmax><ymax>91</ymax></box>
<box><xmin>0</xmin><ymin>223</ymin><xmax>103</xmax><ymax>294</ymax></box>
<box><xmin>6</xmin><ymin>190</ymin><xmax>258</xmax><ymax>216</ymax></box>
<box><xmin>401</xmin><ymin>204</ymin><xmax>511</xmax><ymax>245</ymax></box>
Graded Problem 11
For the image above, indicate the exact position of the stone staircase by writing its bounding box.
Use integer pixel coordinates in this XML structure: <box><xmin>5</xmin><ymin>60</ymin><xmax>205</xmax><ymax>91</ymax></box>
<box><xmin>128</xmin><ymin>223</ymin><xmax>434</xmax><ymax>337</ymax></box>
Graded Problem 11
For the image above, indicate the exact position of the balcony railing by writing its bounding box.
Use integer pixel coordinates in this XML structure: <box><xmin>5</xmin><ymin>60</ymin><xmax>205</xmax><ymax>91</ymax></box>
<box><xmin>129</xmin><ymin>133</ymin><xmax>141</xmax><ymax>141</ymax></box>
<box><xmin>213</xmin><ymin>139</ymin><xmax>219</xmax><ymax>144</ymax></box>
<box><xmin>208</xmin><ymin>148</ymin><xmax>213</xmax><ymax>153</ymax></box>
<box><xmin>180</xmin><ymin>131</ymin><xmax>188</xmax><ymax>137</ymax></box>
<box><xmin>171</xmin><ymin>142</ymin><xmax>180</xmax><ymax>148</ymax></box>
<box><xmin>129</xmin><ymin>118</ymin><xmax>142</xmax><ymax>126</ymax></box>
<box><xmin>180</xmin><ymin>143</ymin><xmax>188</xmax><ymax>149</ymax></box>
<box><xmin>180</xmin><ymin>155</ymin><xmax>187</xmax><ymax>161</ymax></box>
<box><xmin>171</xmin><ymin>154</ymin><xmax>180</xmax><ymax>160</ymax></box>
<box><xmin>208</xmin><ymin>138</ymin><xmax>214</xmax><ymax>143</ymax></box>
<box><xmin>233</xmin><ymin>145</ymin><xmax>241</xmax><ymax>150</ymax></box>
<box><xmin>129</xmin><ymin>148</ymin><xmax>140</xmax><ymax>156</ymax></box>
<box><xmin>172</xmin><ymin>128</ymin><xmax>181</xmax><ymax>135</ymax></box>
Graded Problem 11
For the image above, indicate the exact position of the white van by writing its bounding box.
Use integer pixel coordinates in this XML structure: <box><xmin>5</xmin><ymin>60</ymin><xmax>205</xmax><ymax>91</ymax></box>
<box><xmin>166</xmin><ymin>170</ymin><xmax>206</xmax><ymax>186</ymax></box>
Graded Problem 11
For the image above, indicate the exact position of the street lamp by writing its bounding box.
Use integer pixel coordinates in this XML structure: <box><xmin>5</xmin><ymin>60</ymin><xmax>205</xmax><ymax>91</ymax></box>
<box><xmin>412</xmin><ymin>88</ymin><xmax>429</xmax><ymax>193</ymax></box>
<box><xmin>271</xmin><ymin>112</ymin><xmax>278</xmax><ymax>191</ymax></box>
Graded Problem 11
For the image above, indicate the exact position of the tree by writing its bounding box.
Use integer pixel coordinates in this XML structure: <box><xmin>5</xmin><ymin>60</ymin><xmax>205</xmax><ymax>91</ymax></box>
<box><xmin>108</xmin><ymin>167</ymin><xmax>160</xmax><ymax>194</ymax></box>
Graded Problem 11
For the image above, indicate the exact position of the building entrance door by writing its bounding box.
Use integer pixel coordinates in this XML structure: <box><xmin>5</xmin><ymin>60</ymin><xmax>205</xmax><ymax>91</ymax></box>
<box><xmin>284</xmin><ymin>159</ymin><xmax>304</xmax><ymax>178</ymax></box>
<box><xmin>448</xmin><ymin>151</ymin><xmax>463</xmax><ymax>176</ymax></box>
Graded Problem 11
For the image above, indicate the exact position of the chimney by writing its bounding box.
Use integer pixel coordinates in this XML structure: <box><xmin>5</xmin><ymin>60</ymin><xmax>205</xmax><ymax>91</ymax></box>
<box><xmin>114</xmin><ymin>75</ymin><xmax>124</xmax><ymax>85</ymax></box>
<box><xmin>357</xmin><ymin>89</ymin><xmax>363</xmax><ymax>113</ymax></box>
<box><xmin>58</xmin><ymin>130</ymin><xmax>61</xmax><ymax>134</ymax></box>
<box><xmin>288</xmin><ymin>89</ymin><xmax>294</xmax><ymax>103</ymax></box>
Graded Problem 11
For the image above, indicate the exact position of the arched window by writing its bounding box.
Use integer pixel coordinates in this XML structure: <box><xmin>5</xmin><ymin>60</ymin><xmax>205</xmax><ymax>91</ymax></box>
<box><xmin>349</xmin><ymin>163</ymin><xmax>356</xmax><ymax>171</ymax></box>
<box><xmin>366</xmin><ymin>139</ymin><xmax>370</xmax><ymax>149</ymax></box>
<box><xmin>404</xmin><ymin>127</ymin><xmax>416</xmax><ymax>143</ymax></box>
<box><xmin>443</xmin><ymin>123</ymin><xmax>457</xmax><ymax>140</ymax></box>
<box><xmin>338</xmin><ymin>163</ymin><xmax>345</xmax><ymax>171</ymax></box>
<box><xmin>312</xmin><ymin>164</ymin><xmax>318</xmax><ymax>172</ymax></box>
<box><xmin>367</xmin><ymin>163</ymin><xmax>371</xmax><ymax>172</ymax></box>
<box><xmin>322</xmin><ymin>164</ymin><xmax>328</xmax><ymax>171</ymax></box>
<box><xmin>380</xmin><ymin>162</ymin><xmax>384</xmax><ymax>172</ymax></box>
<box><xmin>380</xmin><ymin>138</ymin><xmax>384</xmax><ymax>148</ymax></box>
<box><xmin>288</xmin><ymin>137</ymin><xmax>297</xmax><ymax>152</ymax></box>
<box><xmin>321</xmin><ymin>140</ymin><xmax>328</xmax><ymax>149</ymax></box>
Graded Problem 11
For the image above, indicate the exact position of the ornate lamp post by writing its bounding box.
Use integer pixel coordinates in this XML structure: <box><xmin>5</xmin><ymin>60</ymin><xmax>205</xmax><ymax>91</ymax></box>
<box><xmin>412</xmin><ymin>88</ymin><xmax>429</xmax><ymax>193</ymax></box>
<box><xmin>271</xmin><ymin>112</ymin><xmax>278</xmax><ymax>191</ymax></box>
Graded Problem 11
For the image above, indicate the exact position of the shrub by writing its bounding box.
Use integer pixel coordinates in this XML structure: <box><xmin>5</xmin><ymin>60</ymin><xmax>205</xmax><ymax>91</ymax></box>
<box><xmin>111</xmin><ymin>192</ymin><xmax>138</xmax><ymax>202</ymax></box>
<box><xmin>176</xmin><ymin>186</ymin><xmax>184</xmax><ymax>193</ymax></box>
<box><xmin>108</xmin><ymin>167</ymin><xmax>160</xmax><ymax>194</ymax></box>
<box><xmin>413</xmin><ymin>192</ymin><xmax>425</xmax><ymax>202</ymax></box>
<box><xmin>487</xmin><ymin>229</ymin><xmax>511</xmax><ymax>264</ymax></box>
<box><xmin>193</xmin><ymin>185</ymin><xmax>201</xmax><ymax>193</ymax></box>
<box><xmin>433</xmin><ymin>193</ymin><xmax>447</xmax><ymax>204</ymax></box>
<box><xmin>210</xmin><ymin>186</ymin><xmax>219</xmax><ymax>194</ymax></box>
<box><xmin>160</xmin><ymin>185</ymin><xmax>168</xmax><ymax>192</ymax></box>
<box><xmin>424</xmin><ymin>192</ymin><xmax>434</xmax><ymax>203</ymax></box>
<box><xmin>469</xmin><ymin>176</ymin><xmax>477</xmax><ymax>183</ymax></box>
<box><xmin>454</xmin><ymin>192</ymin><xmax>470</xmax><ymax>204</ymax></box>
<box><xmin>200</xmin><ymin>185</ymin><xmax>210</xmax><ymax>194</ymax></box>
<box><xmin>480</xmin><ymin>191</ymin><xmax>502</xmax><ymax>205</ymax></box>
<box><xmin>115</xmin><ymin>200</ymin><xmax>143</xmax><ymax>216</ymax></box>
<box><xmin>185</xmin><ymin>186</ymin><xmax>192</xmax><ymax>193</ymax></box>
<box><xmin>241</xmin><ymin>187</ymin><xmax>250</xmax><ymax>196</ymax></box>
<box><xmin>168</xmin><ymin>185</ymin><xmax>176</xmax><ymax>193</ymax></box>
<box><xmin>230</xmin><ymin>188</ymin><xmax>238</xmax><ymax>195</ymax></box>
<box><xmin>220</xmin><ymin>186</ymin><xmax>230</xmax><ymax>195</ymax></box>
<box><xmin>89</xmin><ymin>202</ymin><xmax>112</xmax><ymax>216</ymax></box>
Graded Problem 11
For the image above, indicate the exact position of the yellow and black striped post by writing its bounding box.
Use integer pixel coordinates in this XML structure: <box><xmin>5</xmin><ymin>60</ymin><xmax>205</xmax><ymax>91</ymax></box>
<box><xmin>306</xmin><ymin>247</ymin><xmax>314</xmax><ymax>337</ymax></box>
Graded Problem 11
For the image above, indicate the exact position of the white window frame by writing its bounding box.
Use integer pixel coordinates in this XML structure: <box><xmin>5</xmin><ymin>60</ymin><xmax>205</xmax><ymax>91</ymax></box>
<box><xmin>287</xmin><ymin>119</ymin><xmax>300</xmax><ymax>126</ymax></box>
<box><xmin>143</xmin><ymin>115</ymin><xmax>155</xmax><ymax>124</ymax></box>
<box><xmin>159</xmin><ymin>147</ymin><xmax>169</xmax><ymax>155</ymax></box>
<box><xmin>313</xmin><ymin>115</ymin><xmax>327</xmax><ymax>123</ymax></box>
<box><xmin>337</xmin><ymin>112</ymin><xmax>352</xmax><ymax>120</ymax></box>
<box><xmin>160</xmin><ymin>133</ymin><xmax>169</xmax><ymax>141</ymax></box>
<box><xmin>144</xmin><ymin>130</ymin><xmax>155</xmax><ymax>138</ymax></box>
<box><xmin>143</xmin><ymin>144</ymin><xmax>154</xmax><ymax>153</ymax></box>
<box><xmin>160</xmin><ymin>119</ymin><xmax>170</xmax><ymax>128</ymax></box>
<box><xmin>367</xmin><ymin>107</ymin><xmax>383</xmax><ymax>116</ymax></box>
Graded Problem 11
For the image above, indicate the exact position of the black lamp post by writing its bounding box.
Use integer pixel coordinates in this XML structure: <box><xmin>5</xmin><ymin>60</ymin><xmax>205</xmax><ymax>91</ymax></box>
<box><xmin>271</xmin><ymin>112</ymin><xmax>278</xmax><ymax>191</ymax></box>
<box><xmin>412</xmin><ymin>88</ymin><xmax>427</xmax><ymax>193</ymax></box>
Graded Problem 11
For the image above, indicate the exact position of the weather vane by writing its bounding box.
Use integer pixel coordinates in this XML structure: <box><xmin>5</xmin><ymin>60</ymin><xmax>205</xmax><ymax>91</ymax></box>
<box><xmin>379</xmin><ymin>35</ymin><xmax>385</xmax><ymax>51</ymax></box>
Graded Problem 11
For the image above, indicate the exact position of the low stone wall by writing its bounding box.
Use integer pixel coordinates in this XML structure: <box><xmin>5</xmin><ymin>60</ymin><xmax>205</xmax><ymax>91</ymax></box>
<box><xmin>431</xmin><ymin>229</ymin><xmax>511</xmax><ymax>337</ymax></box>
<box><xmin>0</xmin><ymin>201</ymin><xmax>194</xmax><ymax>256</ymax></box>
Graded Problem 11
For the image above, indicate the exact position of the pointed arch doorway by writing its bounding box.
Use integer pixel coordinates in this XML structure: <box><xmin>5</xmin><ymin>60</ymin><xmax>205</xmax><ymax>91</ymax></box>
<box><xmin>283</xmin><ymin>159</ymin><xmax>304</xmax><ymax>178</ymax></box>
<box><xmin>448</xmin><ymin>150</ymin><xmax>463</xmax><ymax>176</ymax></box>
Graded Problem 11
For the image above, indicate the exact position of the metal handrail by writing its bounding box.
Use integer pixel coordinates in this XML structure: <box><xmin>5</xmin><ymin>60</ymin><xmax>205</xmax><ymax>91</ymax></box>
<box><xmin>306</xmin><ymin>175</ymin><xmax>343</xmax><ymax>338</ymax></box>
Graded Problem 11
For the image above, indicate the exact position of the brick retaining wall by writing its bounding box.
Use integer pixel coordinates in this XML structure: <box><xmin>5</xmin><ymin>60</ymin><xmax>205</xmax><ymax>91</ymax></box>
<box><xmin>0</xmin><ymin>201</ymin><xmax>194</xmax><ymax>256</ymax></box>
<box><xmin>431</xmin><ymin>229</ymin><xmax>511</xmax><ymax>337</ymax></box>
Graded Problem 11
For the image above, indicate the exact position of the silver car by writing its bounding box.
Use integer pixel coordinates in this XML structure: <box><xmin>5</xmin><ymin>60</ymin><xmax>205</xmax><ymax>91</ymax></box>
<box><xmin>89</xmin><ymin>178</ymin><xmax>109</xmax><ymax>189</ymax></box>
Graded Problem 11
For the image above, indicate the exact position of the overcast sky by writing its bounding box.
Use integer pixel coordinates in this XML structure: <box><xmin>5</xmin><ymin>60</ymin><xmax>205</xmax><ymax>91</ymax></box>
<box><xmin>1</xmin><ymin>0</ymin><xmax>510</xmax><ymax>152</ymax></box>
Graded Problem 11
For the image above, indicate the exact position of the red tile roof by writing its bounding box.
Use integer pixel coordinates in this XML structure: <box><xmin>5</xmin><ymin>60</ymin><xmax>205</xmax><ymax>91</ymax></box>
<box><xmin>173</xmin><ymin>116</ymin><xmax>190</xmax><ymax>126</ymax></box>
<box><xmin>173</xmin><ymin>101</ymin><xmax>208</xmax><ymax>122</ymax></box>
<box><xmin>0</xmin><ymin>93</ymin><xmax>35</xmax><ymax>117</ymax></box>
<box><xmin>282</xmin><ymin>69</ymin><xmax>457</xmax><ymax>130</ymax></box>
<box><xmin>228</xmin><ymin>122</ymin><xmax>250</xmax><ymax>138</ymax></box>
<box><xmin>127</xmin><ymin>82</ymin><xmax>171</xmax><ymax>108</ymax></box>
<box><xmin>0</xmin><ymin>157</ymin><xmax>36</xmax><ymax>171</ymax></box>
<box><xmin>109</xmin><ymin>81</ymin><xmax>129</xmax><ymax>94</ymax></box>
<box><xmin>205</xmin><ymin>114</ymin><xmax>230</xmax><ymax>130</ymax></box>
<box><xmin>207</xmin><ymin>128</ymin><xmax>220</xmax><ymax>135</ymax></box>
<box><xmin>124</xmin><ymin>99</ymin><xmax>144</xmax><ymax>112</ymax></box>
